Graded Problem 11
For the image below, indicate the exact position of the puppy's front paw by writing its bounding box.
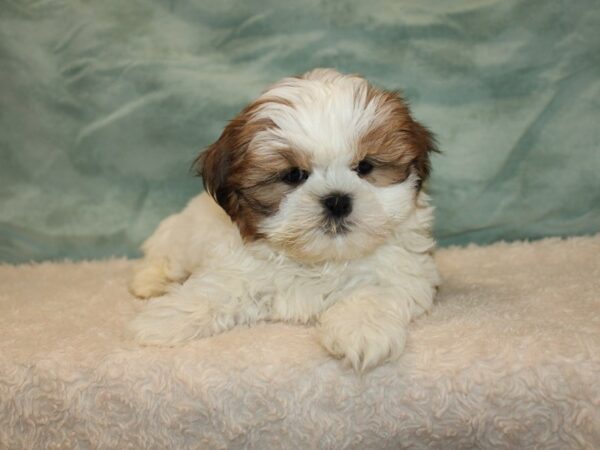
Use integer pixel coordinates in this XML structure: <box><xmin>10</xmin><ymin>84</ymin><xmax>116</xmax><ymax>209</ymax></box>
<box><xmin>318</xmin><ymin>302</ymin><xmax>407</xmax><ymax>372</ymax></box>
<box><xmin>130</xmin><ymin>295</ymin><xmax>223</xmax><ymax>346</ymax></box>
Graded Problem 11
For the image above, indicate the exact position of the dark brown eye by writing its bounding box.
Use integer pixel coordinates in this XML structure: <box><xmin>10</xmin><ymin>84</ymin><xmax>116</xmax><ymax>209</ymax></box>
<box><xmin>356</xmin><ymin>159</ymin><xmax>374</xmax><ymax>176</ymax></box>
<box><xmin>281</xmin><ymin>167</ymin><xmax>309</xmax><ymax>185</ymax></box>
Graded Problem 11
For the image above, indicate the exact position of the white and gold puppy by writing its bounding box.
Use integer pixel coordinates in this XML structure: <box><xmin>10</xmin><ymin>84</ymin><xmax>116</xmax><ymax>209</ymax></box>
<box><xmin>129</xmin><ymin>68</ymin><xmax>440</xmax><ymax>371</ymax></box>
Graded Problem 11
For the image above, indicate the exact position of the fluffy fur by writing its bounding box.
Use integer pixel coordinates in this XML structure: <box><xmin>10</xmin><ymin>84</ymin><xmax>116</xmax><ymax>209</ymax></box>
<box><xmin>129</xmin><ymin>68</ymin><xmax>440</xmax><ymax>371</ymax></box>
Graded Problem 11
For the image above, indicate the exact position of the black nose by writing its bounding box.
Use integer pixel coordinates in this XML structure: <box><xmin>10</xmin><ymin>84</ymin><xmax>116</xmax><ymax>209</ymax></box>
<box><xmin>321</xmin><ymin>193</ymin><xmax>353</xmax><ymax>219</ymax></box>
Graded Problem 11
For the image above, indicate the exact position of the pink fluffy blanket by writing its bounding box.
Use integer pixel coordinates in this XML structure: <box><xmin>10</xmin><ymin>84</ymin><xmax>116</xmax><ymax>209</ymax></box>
<box><xmin>1</xmin><ymin>235</ymin><xmax>599</xmax><ymax>448</ymax></box>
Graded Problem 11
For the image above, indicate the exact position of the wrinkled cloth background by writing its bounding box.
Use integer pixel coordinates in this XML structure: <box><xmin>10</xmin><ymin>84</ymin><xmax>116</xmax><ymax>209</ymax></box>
<box><xmin>1</xmin><ymin>0</ymin><xmax>599</xmax><ymax>263</ymax></box>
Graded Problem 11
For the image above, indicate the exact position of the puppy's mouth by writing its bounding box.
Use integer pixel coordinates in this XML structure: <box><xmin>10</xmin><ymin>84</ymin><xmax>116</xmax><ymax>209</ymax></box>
<box><xmin>321</xmin><ymin>218</ymin><xmax>352</xmax><ymax>236</ymax></box>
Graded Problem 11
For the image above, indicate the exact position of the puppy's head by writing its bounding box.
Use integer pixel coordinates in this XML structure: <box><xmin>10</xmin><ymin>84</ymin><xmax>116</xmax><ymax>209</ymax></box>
<box><xmin>196</xmin><ymin>68</ymin><xmax>436</xmax><ymax>263</ymax></box>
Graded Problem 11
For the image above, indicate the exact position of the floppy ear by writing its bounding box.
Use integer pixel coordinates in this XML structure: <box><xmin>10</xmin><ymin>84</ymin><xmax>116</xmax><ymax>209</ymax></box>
<box><xmin>378</xmin><ymin>90</ymin><xmax>439</xmax><ymax>190</ymax></box>
<box><xmin>194</xmin><ymin>124</ymin><xmax>241</xmax><ymax>217</ymax></box>
<box><xmin>408</xmin><ymin>119</ymin><xmax>438</xmax><ymax>190</ymax></box>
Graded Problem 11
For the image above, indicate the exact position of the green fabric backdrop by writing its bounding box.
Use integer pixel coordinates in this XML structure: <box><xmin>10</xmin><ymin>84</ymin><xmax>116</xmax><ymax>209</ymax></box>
<box><xmin>1</xmin><ymin>0</ymin><xmax>599</xmax><ymax>263</ymax></box>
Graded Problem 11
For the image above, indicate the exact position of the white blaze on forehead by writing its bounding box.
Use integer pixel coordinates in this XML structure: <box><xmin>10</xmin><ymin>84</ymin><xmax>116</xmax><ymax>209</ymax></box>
<box><xmin>250</xmin><ymin>70</ymin><xmax>382</xmax><ymax>166</ymax></box>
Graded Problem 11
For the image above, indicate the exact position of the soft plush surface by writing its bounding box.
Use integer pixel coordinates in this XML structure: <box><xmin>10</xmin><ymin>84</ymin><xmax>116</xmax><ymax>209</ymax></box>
<box><xmin>1</xmin><ymin>235</ymin><xmax>599</xmax><ymax>449</ymax></box>
<box><xmin>1</xmin><ymin>0</ymin><xmax>599</xmax><ymax>263</ymax></box>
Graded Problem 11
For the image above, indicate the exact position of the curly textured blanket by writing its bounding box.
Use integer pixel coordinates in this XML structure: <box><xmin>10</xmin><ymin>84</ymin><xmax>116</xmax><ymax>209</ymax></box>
<box><xmin>1</xmin><ymin>235</ymin><xmax>599</xmax><ymax>449</ymax></box>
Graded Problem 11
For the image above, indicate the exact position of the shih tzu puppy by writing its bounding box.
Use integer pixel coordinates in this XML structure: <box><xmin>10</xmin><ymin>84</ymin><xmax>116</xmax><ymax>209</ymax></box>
<box><xmin>129</xmin><ymin>68</ymin><xmax>440</xmax><ymax>371</ymax></box>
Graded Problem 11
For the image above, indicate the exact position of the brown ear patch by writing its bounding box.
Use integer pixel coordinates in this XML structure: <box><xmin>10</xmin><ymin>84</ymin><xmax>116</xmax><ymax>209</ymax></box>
<box><xmin>194</xmin><ymin>96</ymin><xmax>295</xmax><ymax>240</ymax></box>
<box><xmin>358</xmin><ymin>89</ymin><xmax>438</xmax><ymax>189</ymax></box>
<box><xmin>195</xmin><ymin>127</ymin><xmax>237</xmax><ymax>215</ymax></box>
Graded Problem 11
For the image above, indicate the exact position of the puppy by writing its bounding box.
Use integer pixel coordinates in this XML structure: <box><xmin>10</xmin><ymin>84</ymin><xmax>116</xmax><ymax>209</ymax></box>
<box><xmin>129</xmin><ymin>68</ymin><xmax>440</xmax><ymax>371</ymax></box>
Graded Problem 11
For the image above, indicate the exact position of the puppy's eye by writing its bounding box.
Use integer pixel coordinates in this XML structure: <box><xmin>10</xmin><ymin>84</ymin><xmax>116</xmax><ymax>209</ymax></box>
<box><xmin>355</xmin><ymin>159</ymin><xmax>374</xmax><ymax>176</ymax></box>
<box><xmin>281</xmin><ymin>167</ymin><xmax>309</xmax><ymax>185</ymax></box>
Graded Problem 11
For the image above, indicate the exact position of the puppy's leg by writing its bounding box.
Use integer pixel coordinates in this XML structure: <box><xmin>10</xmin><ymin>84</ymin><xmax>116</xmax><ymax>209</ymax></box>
<box><xmin>318</xmin><ymin>286</ymin><xmax>428</xmax><ymax>371</ymax></box>
<box><xmin>129</xmin><ymin>258</ymin><xmax>181</xmax><ymax>299</ymax></box>
<box><xmin>129</xmin><ymin>214</ymin><xmax>189</xmax><ymax>299</ymax></box>
<box><xmin>130</xmin><ymin>270</ymin><xmax>263</xmax><ymax>345</ymax></box>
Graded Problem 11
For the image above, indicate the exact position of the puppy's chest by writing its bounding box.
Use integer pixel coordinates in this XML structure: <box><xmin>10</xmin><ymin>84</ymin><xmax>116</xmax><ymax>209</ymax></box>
<box><xmin>250</xmin><ymin>262</ymin><xmax>373</xmax><ymax>323</ymax></box>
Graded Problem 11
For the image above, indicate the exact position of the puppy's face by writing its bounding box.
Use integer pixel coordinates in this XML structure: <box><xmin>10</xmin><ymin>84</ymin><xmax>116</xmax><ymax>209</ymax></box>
<box><xmin>197</xmin><ymin>69</ymin><xmax>436</xmax><ymax>263</ymax></box>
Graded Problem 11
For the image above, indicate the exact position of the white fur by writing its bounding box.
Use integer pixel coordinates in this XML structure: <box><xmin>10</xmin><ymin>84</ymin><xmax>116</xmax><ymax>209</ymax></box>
<box><xmin>129</xmin><ymin>69</ymin><xmax>440</xmax><ymax>371</ymax></box>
